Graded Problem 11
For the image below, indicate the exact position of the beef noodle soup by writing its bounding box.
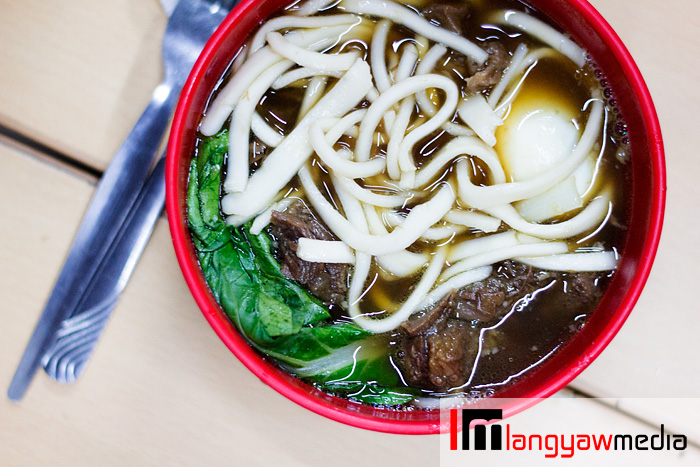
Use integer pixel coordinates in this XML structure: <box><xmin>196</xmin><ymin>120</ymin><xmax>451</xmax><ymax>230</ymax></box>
<box><xmin>186</xmin><ymin>0</ymin><xmax>629</xmax><ymax>407</ymax></box>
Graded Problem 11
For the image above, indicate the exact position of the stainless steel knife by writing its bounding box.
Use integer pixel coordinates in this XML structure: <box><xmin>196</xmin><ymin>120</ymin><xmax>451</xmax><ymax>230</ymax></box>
<box><xmin>41</xmin><ymin>156</ymin><xmax>166</xmax><ymax>383</ymax></box>
<box><xmin>7</xmin><ymin>0</ymin><xmax>236</xmax><ymax>401</ymax></box>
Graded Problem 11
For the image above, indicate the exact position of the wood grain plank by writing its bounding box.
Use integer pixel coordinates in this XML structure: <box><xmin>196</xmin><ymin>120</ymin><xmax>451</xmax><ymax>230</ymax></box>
<box><xmin>0</xmin><ymin>0</ymin><xmax>165</xmax><ymax>171</ymax></box>
<box><xmin>0</xmin><ymin>145</ymin><xmax>441</xmax><ymax>466</ymax></box>
<box><xmin>566</xmin><ymin>0</ymin><xmax>700</xmax><ymax>436</ymax></box>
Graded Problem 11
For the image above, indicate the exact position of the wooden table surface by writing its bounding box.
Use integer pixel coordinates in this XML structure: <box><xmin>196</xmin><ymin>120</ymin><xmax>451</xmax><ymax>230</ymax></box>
<box><xmin>1</xmin><ymin>0</ymin><xmax>699</xmax><ymax>465</ymax></box>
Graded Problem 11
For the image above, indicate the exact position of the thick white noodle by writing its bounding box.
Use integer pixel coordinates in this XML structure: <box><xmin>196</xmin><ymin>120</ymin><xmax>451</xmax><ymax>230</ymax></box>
<box><xmin>419</xmin><ymin>266</ymin><xmax>493</xmax><ymax>310</ymax></box>
<box><xmin>297</xmin><ymin>238</ymin><xmax>356</xmax><ymax>263</ymax></box>
<box><xmin>448</xmin><ymin>231</ymin><xmax>520</xmax><ymax>262</ymax></box>
<box><xmin>309</xmin><ymin>121</ymin><xmax>386</xmax><ymax>178</ymax></box>
<box><xmin>333</xmin><ymin>175</ymin><xmax>409</xmax><ymax>208</ymax></box>
<box><xmin>355</xmin><ymin>75</ymin><xmax>457</xmax><ymax>162</ymax></box>
<box><xmin>200</xmin><ymin>47</ymin><xmax>285</xmax><ymax>136</ymax></box>
<box><xmin>350</xmin><ymin>248</ymin><xmax>447</xmax><ymax>333</ymax></box>
<box><xmin>456</xmin><ymin>100</ymin><xmax>604</xmax><ymax>209</ymax></box>
<box><xmin>363</xmin><ymin>205</ymin><xmax>427</xmax><ymax>277</ymax></box>
<box><xmin>251</xmin><ymin>112</ymin><xmax>284</xmax><ymax>147</ymax></box>
<box><xmin>251</xmin><ymin>14</ymin><xmax>360</xmax><ymax>53</ymax></box>
<box><xmin>267</xmin><ymin>31</ymin><xmax>359</xmax><ymax>71</ymax></box>
<box><xmin>299</xmin><ymin>76</ymin><xmax>328</xmax><ymax>118</ymax></box>
<box><xmin>489</xmin><ymin>10</ymin><xmax>586</xmax><ymax>67</ymax></box>
<box><xmin>386</xmin><ymin>96</ymin><xmax>415</xmax><ymax>180</ymax></box>
<box><xmin>376</xmin><ymin>250</ymin><xmax>429</xmax><ymax>277</ymax></box>
<box><xmin>494</xmin><ymin>48</ymin><xmax>561</xmax><ymax>117</ymax></box>
<box><xmin>414</xmin><ymin>136</ymin><xmax>506</xmax><ymax>188</ymax></box>
<box><xmin>414</xmin><ymin>44</ymin><xmax>446</xmax><ymax>116</ymax></box>
<box><xmin>226</xmin><ymin>60</ymin><xmax>294</xmax><ymax>193</ymax></box>
<box><xmin>341</xmin><ymin>0</ymin><xmax>488</xmax><ymax>64</ymax></box>
<box><xmin>324</xmin><ymin>108</ymin><xmax>367</xmax><ymax>141</ymax></box>
<box><xmin>421</xmin><ymin>224</ymin><xmax>466</xmax><ymax>241</ymax></box>
<box><xmin>299</xmin><ymin>167</ymin><xmax>456</xmax><ymax>255</ymax></box>
<box><xmin>488</xmin><ymin>43</ymin><xmax>528</xmax><ymax>108</ymax></box>
<box><xmin>333</xmin><ymin>180</ymin><xmax>373</xmax><ymax>317</ymax></box>
<box><xmin>516</xmin><ymin>251</ymin><xmax>618</xmax><ymax>271</ymax></box>
<box><xmin>294</xmin><ymin>0</ymin><xmax>337</xmax><ymax>16</ymax></box>
<box><xmin>394</xmin><ymin>43</ymin><xmax>418</xmax><ymax>82</ymax></box>
<box><xmin>201</xmin><ymin>26</ymin><xmax>351</xmax><ymax>135</ymax></box>
<box><xmin>384</xmin><ymin>44</ymin><xmax>421</xmax><ymax>180</ymax></box>
<box><xmin>457</xmin><ymin>94</ymin><xmax>503</xmax><ymax>147</ymax></box>
<box><xmin>382</xmin><ymin>210</ymin><xmax>465</xmax><ymax>241</ymax></box>
<box><xmin>441</xmin><ymin>241</ymin><xmax>569</xmax><ymax>280</ymax></box>
<box><xmin>371</xmin><ymin>19</ymin><xmax>393</xmax><ymax>92</ymax></box>
<box><xmin>412</xmin><ymin>44</ymin><xmax>477</xmax><ymax>138</ymax></box>
<box><xmin>272</xmin><ymin>68</ymin><xmax>343</xmax><ymax>89</ymax></box>
<box><xmin>222</xmin><ymin>59</ymin><xmax>372</xmax><ymax>217</ymax></box>
<box><xmin>483</xmin><ymin>189</ymin><xmax>612</xmax><ymax>240</ymax></box>
<box><xmin>444</xmin><ymin>210</ymin><xmax>502</xmax><ymax>233</ymax></box>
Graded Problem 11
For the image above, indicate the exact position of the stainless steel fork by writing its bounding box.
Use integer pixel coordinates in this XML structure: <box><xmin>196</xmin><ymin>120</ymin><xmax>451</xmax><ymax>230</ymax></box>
<box><xmin>8</xmin><ymin>0</ymin><xmax>237</xmax><ymax>400</ymax></box>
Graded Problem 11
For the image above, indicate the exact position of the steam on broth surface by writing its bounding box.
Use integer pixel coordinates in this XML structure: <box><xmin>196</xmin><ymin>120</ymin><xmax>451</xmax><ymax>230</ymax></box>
<box><xmin>188</xmin><ymin>0</ymin><xmax>629</xmax><ymax>407</ymax></box>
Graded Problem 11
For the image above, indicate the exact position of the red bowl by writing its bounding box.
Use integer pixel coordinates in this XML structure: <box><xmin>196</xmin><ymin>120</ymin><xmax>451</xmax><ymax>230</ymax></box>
<box><xmin>166</xmin><ymin>0</ymin><xmax>665</xmax><ymax>434</ymax></box>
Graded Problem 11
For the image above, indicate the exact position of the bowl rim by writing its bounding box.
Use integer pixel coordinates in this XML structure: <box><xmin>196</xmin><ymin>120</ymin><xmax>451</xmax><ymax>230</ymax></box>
<box><xmin>166</xmin><ymin>0</ymin><xmax>666</xmax><ymax>434</ymax></box>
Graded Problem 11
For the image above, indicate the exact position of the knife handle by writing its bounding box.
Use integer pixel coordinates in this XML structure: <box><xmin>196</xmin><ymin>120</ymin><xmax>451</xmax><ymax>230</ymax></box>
<box><xmin>7</xmin><ymin>83</ymin><xmax>176</xmax><ymax>401</ymax></box>
<box><xmin>41</xmin><ymin>157</ymin><xmax>167</xmax><ymax>382</ymax></box>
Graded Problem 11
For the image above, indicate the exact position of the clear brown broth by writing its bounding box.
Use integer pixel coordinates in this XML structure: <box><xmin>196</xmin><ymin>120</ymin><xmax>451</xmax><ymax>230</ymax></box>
<box><xmin>204</xmin><ymin>0</ymin><xmax>631</xmax><ymax>403</ymax></box>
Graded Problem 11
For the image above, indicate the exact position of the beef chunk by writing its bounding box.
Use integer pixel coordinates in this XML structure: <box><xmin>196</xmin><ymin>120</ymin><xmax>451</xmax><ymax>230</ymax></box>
<box><xmin>452</xmin><ymin>261</ymin><xmax>534</xmax><ymax>322</ymax></box>
<box><xmin>398</xmin><ymin>262</ymin><xmax>537</xmax><ymax>391</ymax></box>
<box><xmin>401</xmin><ymin>292</ymin><xmax>454</xmax><ymax>336</ymax></box>
<box><xmin>422</xmin><ymin>3</ymin><xmax>470</xmax><ymax>35</ymax></box>
<box><xmin>466</xmin><ymin>41</ymin><xmax>509</xmax><ymax>94</ymax></box>
<box><xmin>400</xmin><ymin>319</ymin><xmax>478</xmax><ymax>391</ymax></box>
<box><xmin>268</xmin><ymin>201</ymin><xmax>348</xmax><ymax>306</ymax></box>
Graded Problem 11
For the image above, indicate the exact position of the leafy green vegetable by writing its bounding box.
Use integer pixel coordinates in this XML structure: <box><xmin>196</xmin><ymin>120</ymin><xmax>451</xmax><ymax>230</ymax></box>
<box><xmin>319</xmin><ymin>382</ymin><xmax>419</xmax><ymax>406</ymax></box>
<box><xmin>187</xmin><ymin>132</ymin><xmax>416</xmax><ymax>406</ymax></box>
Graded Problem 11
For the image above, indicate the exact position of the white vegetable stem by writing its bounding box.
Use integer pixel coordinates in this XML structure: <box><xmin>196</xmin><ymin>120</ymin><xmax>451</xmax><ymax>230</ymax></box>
<box><xmin>222</xmin><ymin>59</ymin><xmax>373</xmax><ymax>217</ymax></box>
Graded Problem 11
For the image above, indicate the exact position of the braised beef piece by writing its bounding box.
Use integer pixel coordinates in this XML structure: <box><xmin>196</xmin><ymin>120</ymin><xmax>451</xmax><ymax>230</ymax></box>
<box><xmin>397</xmin><ymin>262</ymin><xmax>538</xmax><ymax>391</ymax></box>
<box><xmin>466</xmin><ymin>41</ymin><xmax>509</xmax><ymax>94</ymax></box>
<box><xmin>268</xmin><ymin>201</ymin><xmax>348</xmax><ymax>306</ymax></box>
<box><xmin>401</xmin><ymin>292</ymin><xmax>454</xmax><ymax>336</ymax></box>
<box><xmin>250</xmin><ymin>139</ymin><xmax>267</xmax><ymax>170</ymax></box>
<box><xmin>400</xmin><ymin>318</ymin><xmax>478</xmax><ymax>390</ymax></box>
<box><xmin>452</xmin><ymin>261</ymin><xmax>533</xmax><ymax>321</ymax></box>
<box><xmin>421</xmin><ymin>2</ymin><xmax>470</xmax><ymax>35</ymax></box>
